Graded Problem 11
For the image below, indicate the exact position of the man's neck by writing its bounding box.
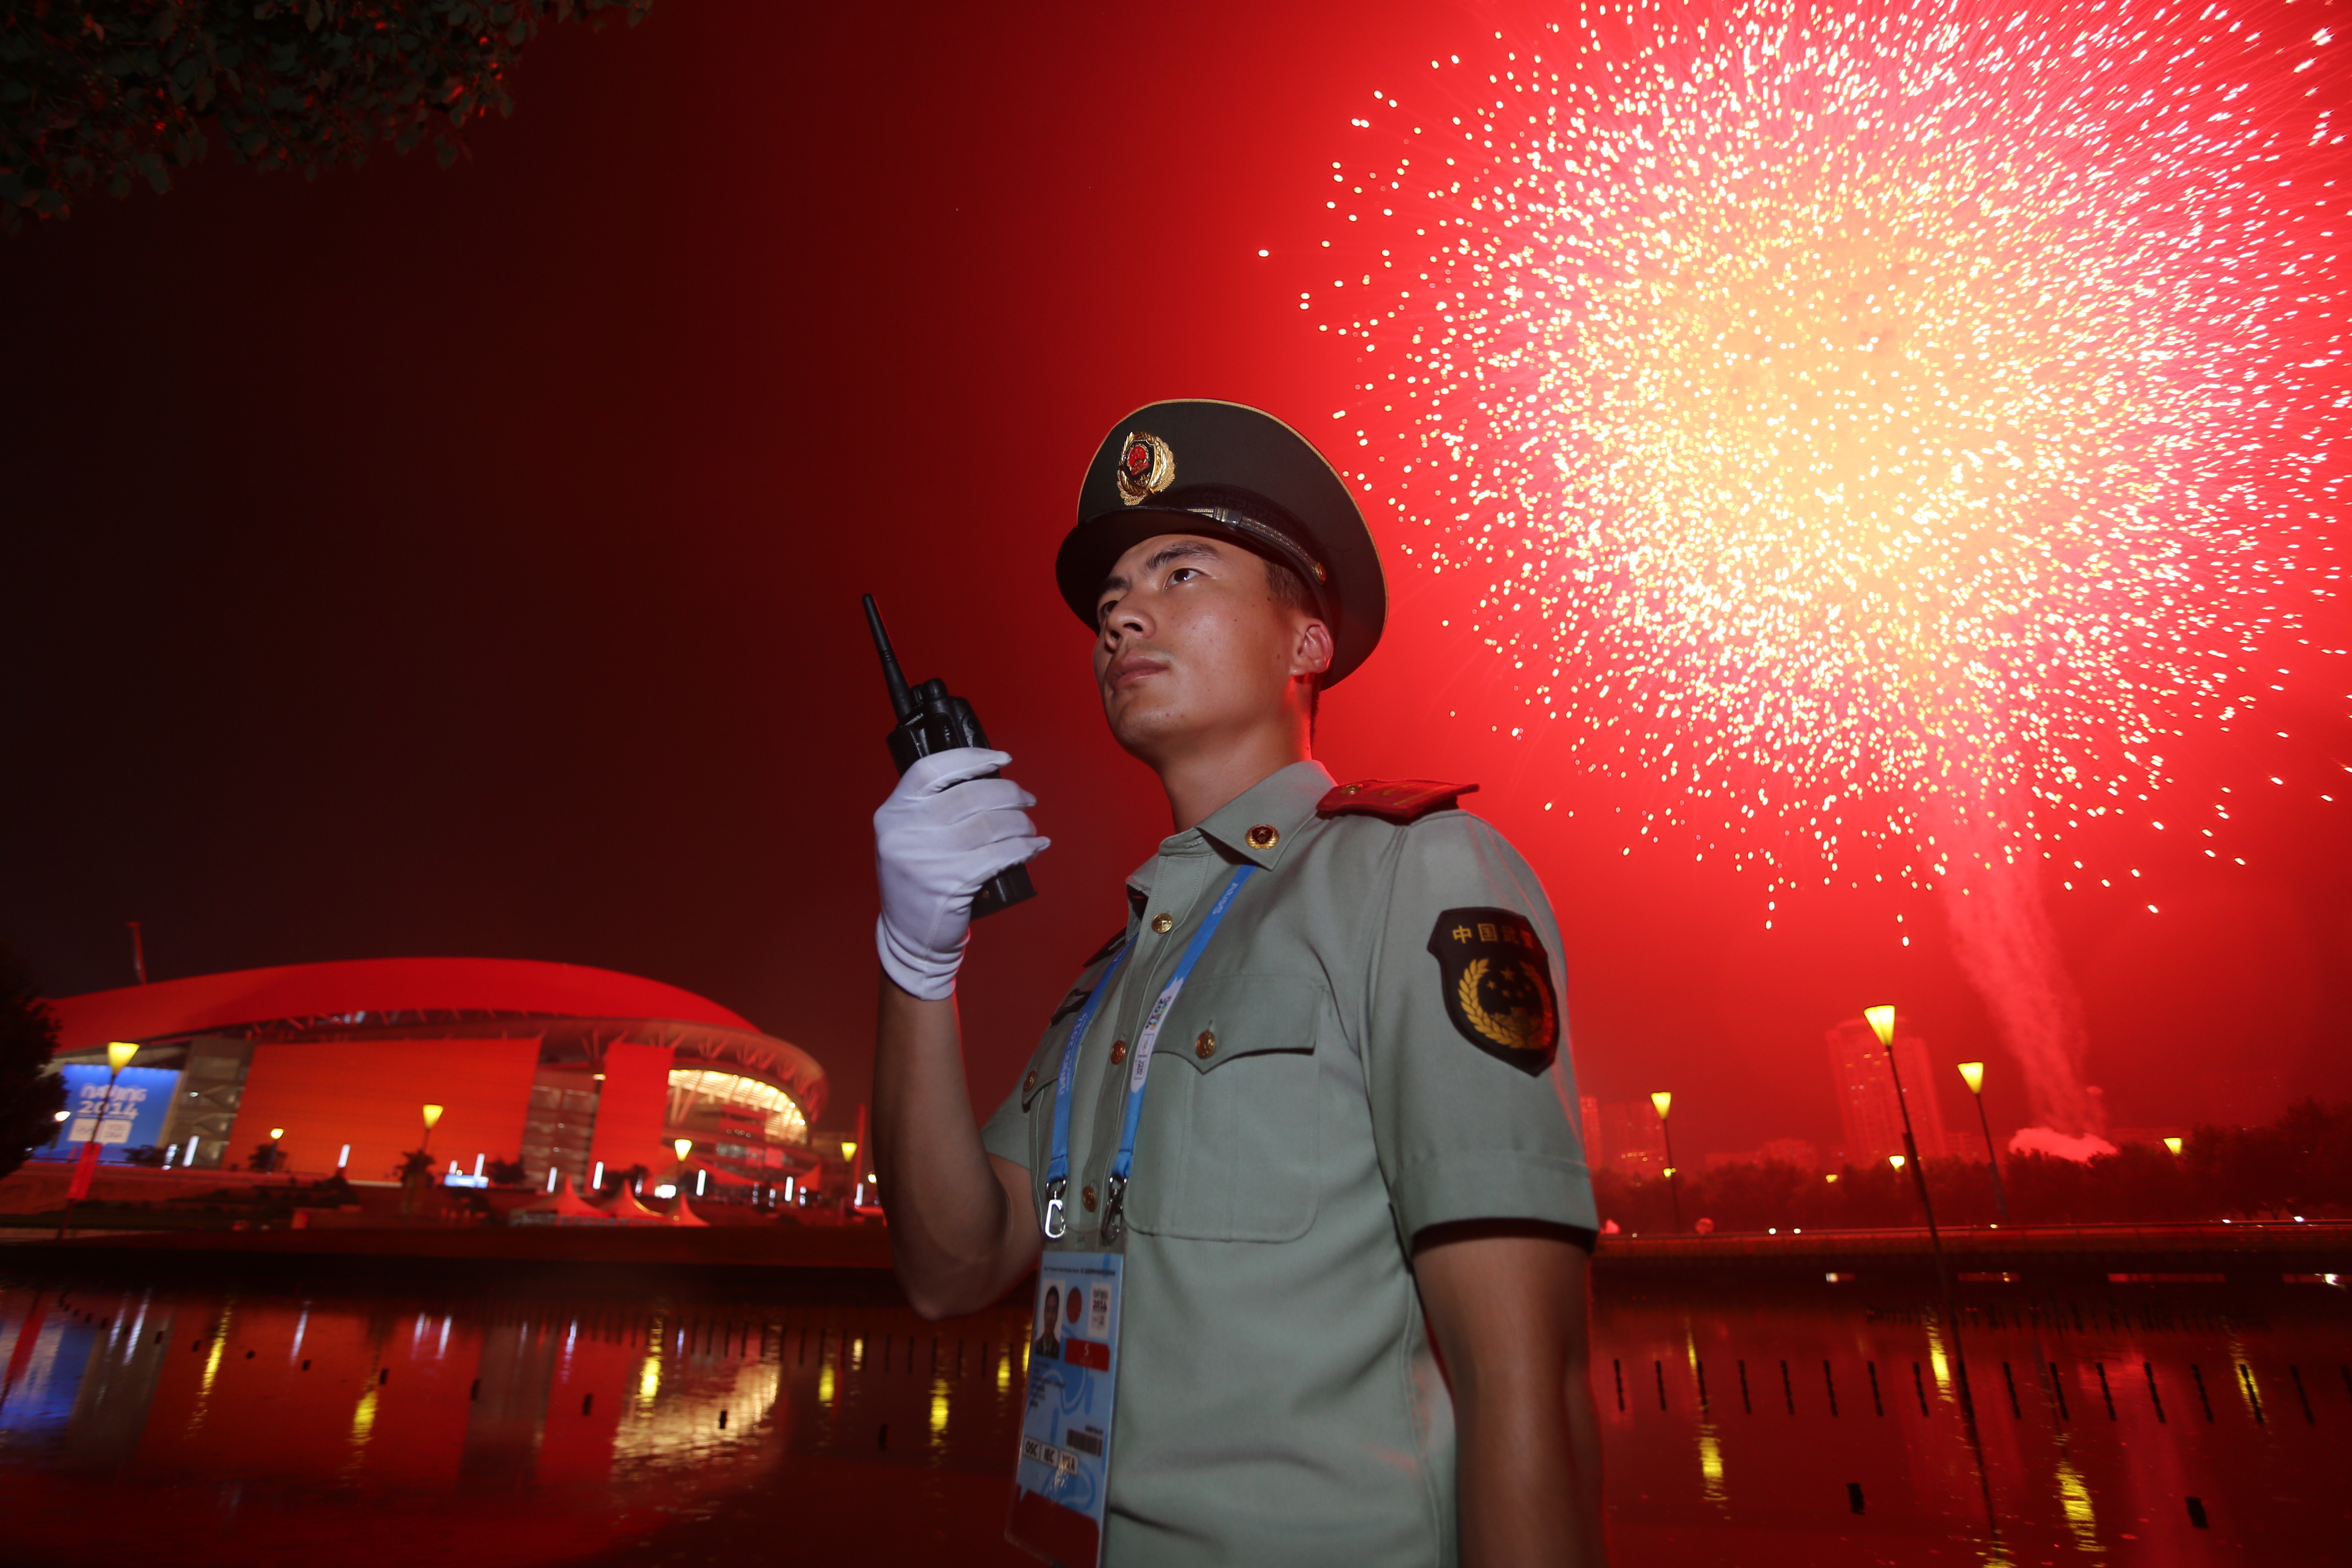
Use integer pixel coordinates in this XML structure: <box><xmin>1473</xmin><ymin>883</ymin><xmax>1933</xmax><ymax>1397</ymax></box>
<box><xmin>1155</xmin><ymin>727</ymin><xmax>1313</xmax><ymax>834</ymax></box>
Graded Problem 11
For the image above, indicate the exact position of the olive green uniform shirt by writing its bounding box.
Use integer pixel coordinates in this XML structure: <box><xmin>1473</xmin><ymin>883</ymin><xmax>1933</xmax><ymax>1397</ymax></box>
<box><xmin>981</xmin><ymin>761</ymin><xmax>1595</xmax><ymax>1568</ymax></box>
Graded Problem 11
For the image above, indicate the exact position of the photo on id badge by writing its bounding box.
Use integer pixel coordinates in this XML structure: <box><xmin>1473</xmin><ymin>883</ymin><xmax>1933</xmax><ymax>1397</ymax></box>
<box><xmin>1010</xmin><ymin>1252</ymin><xmax>1122</xmax><ymax>1565</ymax></box>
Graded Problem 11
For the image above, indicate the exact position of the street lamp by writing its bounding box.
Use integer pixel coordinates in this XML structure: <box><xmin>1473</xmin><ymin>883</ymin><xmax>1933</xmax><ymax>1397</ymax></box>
<box><xmin>1865</xmin><ymin>1006</ymin><xmax>1949</xmax><ymax>1268</ymax></box>
<box><xmin>55</xmin><ymin>1042</ymin><xmax>141</xmax><ymax>1239</ymax></box>
<box><xmin>1651</xmin><ymin>1091</ymin><xmax>1682</xmax><ymax>1231</ymax></box>
<box><xmin>2163</xmin><ymin>1136</ymin><xmax>2184</xmax><ymax>1156</ymax></box>
<box><xmin>1955</xmin><ymin>1061</ymin><xmax>2009</xmax><ymax>1219</ymax></box>
<box><xmin>420</xmin><ymin>1103</ymin><xmax>445</xmax><ymax>1152</ymax></box>
<box><xmin>268</xmin><ymin>1127</ymin><xmax>286</xmax><ymax>1174</ymax></box>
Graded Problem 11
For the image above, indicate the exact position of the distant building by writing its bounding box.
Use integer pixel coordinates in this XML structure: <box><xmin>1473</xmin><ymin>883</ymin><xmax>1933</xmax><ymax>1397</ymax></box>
<box><xmin>36</xmin><ymin>958</ymin><xmax>829</xmax><ymax>1197</ymax></box>
<box><xmin>1825</xmin><ymin>1014</ymin><xmax>1950</xmax><ymax>1167</ymax></box>
<box><xmin>1594</xmin><ymin>1099</ymin><xmax>1668</xmax><ymax>1176</ymax></box>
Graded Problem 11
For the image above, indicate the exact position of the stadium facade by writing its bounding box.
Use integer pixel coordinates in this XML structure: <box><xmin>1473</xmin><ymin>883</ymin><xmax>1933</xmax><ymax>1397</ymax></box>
<box><xmin>38</xmin><ymin>959</ymin><xmax>830</xmax><ymax>1193</ymax></box>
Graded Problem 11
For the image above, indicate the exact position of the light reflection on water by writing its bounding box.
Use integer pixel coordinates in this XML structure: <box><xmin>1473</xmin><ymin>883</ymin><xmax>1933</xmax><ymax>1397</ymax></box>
<box><xmin>0</xmin><ymin>1272</ymin><xmax>2345</xmax><ymax>1566</ymax></box>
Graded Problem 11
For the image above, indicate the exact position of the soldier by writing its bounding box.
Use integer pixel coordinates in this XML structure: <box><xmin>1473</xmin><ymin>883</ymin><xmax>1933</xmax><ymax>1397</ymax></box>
<box><xmin>873</xmin><ymin>399</ymin><xmax>1604</xmax><ymax>1566</ymax></box>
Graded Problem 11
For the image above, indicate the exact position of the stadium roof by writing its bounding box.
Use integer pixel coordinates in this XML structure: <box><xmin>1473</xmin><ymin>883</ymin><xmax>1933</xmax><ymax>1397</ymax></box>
<box><xmin>47</xmin><ymin>957</ymin><xmax>827</xmax><ymax>1123</ymax></box>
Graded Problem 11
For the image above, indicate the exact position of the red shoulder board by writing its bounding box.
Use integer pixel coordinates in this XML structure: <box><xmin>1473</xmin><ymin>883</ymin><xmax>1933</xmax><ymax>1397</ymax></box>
<box><xmin>1317</xmin><ymin>779</ymin><xmax>1479</xmax><ymax>824</ymax></box>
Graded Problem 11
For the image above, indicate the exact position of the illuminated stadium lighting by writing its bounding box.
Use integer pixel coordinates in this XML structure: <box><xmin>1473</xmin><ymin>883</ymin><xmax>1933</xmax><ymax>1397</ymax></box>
<box><xmin>666</xmin><ymin>1068</ymin><xmax>809</xmax><ymax>1144</ymax></box>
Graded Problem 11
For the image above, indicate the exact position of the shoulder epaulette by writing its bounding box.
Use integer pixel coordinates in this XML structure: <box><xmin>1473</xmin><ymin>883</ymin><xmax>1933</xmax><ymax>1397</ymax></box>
<box><xmin>1317</xmin><ymin>779</ymin><xmax>1479</xmax><ymax>824</ymax></box>
<box><xmin>1079</xmin><ymin>925</ymin><xmax>1127</xmax><ymax>967</ymax></box>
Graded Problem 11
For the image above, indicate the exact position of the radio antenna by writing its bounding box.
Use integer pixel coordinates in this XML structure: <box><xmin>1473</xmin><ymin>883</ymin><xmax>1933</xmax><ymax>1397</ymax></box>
<box><xmin>862</xmin><ymin>593</ymin><xmax>917</xmax><ymax>722</ymax></box>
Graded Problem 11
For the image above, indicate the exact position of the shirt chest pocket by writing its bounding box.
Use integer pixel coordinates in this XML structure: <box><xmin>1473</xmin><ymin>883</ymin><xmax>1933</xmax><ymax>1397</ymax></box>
<box><xmin>1126</xmin><ymin>975</ymin><xmax>1325</xmax><ymax>1244</ymax></box>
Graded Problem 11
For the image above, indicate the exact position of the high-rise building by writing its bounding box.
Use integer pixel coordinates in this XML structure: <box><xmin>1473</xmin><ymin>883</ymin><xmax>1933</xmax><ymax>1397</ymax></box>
<box><xmin>1596</xmin><ymin>1098</ymin><xmax>1668</xmax><ymax>1176</ymax></box>
<box><xmin>1825</xmin><ymin>1014</ymin><xmax>1951</xmax><ymax>1167</ymax></box>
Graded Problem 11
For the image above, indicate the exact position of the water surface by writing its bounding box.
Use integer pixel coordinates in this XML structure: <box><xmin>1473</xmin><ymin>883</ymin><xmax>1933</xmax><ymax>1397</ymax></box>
<box><xmin>1</xmin><ymin>1269</ymin><xmax>2342</xmax><ymax>1565</ymax></box>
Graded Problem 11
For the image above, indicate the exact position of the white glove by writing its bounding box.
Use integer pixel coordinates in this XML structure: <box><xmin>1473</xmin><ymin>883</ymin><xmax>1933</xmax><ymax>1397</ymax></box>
<box><xmin>873</xmin><ymin>747</ymin><xmax>1049</xmax><ymax>1000</ymax></box>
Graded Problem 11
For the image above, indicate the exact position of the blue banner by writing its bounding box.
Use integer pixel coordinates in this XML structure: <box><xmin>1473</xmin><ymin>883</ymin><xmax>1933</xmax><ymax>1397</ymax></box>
<box><xmin>38</xmin><ymin>1065</ymin><xmax>181</xmax><ymax>1162</ymax></box>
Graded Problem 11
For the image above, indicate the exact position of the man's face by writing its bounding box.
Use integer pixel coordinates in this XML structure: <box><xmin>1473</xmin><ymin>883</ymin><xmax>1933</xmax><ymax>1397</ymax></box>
<box><xmin>1092</xmin><ymin>534</ymin><xmax>1324</xmax><ymax>763</ymax></box>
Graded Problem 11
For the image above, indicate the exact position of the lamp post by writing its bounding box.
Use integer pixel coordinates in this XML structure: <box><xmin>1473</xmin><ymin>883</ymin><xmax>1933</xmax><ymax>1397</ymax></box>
<box><xmin>672</xmin><ymin>1137</ymin><xmax>693</xmax><ymax>1200</ymax></box>
<box><xmin>55</xmin><ymin>1042</ymin><xmax>140</xmax><ymax>1240</ymax></box>
<box><xmin>268</xmin><ymin>1127</ymin><xmax>286</xmax><ymax>1175</ymax></box>
<box><xmin>1955</xmin><ymin>1062</ymin><xmax>2009</xmax><ymax>1219</ymax></box>
<box><xmin>420</xmin><ymin>1103</ymin><xmax>445</xmax><ymax>1153</ymax></box>
<box><xmin>1865</xmin><ymin>1006</ymin><xmax>1951</xmax><ymax>1272</ymax></box>
<box><xmin>1651</xmin><ymin>1091</ymin><xmax>1681</xmax><ymax>1232</ymax></box>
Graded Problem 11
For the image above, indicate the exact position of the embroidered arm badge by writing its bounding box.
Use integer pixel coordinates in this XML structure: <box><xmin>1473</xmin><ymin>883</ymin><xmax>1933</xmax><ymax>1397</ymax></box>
<box><xmin>1427</xmin><ymin>906</ymin><xmax>1559</xmax><ymax>1073</ymax></box>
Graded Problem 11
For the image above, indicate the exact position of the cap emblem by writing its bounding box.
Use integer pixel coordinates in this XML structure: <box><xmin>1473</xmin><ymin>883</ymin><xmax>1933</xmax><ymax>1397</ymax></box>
<box><xmin>1114</xmin><ymin>431</ymin><xmax>1176</xmax><ymax>505</ymax></box>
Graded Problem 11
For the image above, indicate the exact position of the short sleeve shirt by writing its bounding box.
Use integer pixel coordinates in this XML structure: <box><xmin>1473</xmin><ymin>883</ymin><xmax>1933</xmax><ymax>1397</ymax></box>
<box><xmin>981</xmin><ymin>761</ymin><xmax>1594</xmax><ymax>1568</ymax></box>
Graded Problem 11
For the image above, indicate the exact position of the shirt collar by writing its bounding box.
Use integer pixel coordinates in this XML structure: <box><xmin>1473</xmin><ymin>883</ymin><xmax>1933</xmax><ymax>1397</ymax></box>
<box><xmin>1127</xmin><ymin>760</ymin><xmax>1336</xmax><ymax>896</ymax></box>
<box><xmin>1195</xmin><ymin>760</ymin><xmax>1338</xmax><ymax>869</ymax></box>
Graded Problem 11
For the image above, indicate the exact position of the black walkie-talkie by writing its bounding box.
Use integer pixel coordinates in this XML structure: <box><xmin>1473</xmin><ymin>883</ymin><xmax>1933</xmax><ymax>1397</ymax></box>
<box><xmin>864</xmin><ymin>593</ymin><xmax>1037</xmax><ymax>919</ymax></box>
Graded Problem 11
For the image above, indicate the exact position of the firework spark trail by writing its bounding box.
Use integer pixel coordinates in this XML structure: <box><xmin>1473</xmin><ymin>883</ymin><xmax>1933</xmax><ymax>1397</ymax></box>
<box><xmin>1311</xmin><ymin>0</ymin><xmax>2346</xmax><ymax>1131</ymax></box>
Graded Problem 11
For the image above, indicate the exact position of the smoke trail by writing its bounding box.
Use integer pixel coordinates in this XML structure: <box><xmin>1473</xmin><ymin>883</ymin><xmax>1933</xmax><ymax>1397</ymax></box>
<box><xmin>1932</xmin><ymin>800</ymin><xmax>2095</xmax><ymax>1136</ymax></box>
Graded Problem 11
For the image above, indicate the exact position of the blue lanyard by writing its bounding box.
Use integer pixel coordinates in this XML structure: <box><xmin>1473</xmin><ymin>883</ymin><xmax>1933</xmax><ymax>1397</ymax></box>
<box><xmin>1041</xmin><ymin>864</ymin><xmax>1256</xmax><ymax>1242</ymax></box>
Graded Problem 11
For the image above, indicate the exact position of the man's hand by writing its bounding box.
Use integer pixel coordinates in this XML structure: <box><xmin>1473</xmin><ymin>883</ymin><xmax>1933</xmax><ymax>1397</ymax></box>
<box><xmin>873</xmin><ymin>747</ymin><xmax>1049</xmax><ymax>1000</ymax></box>
<box><xmin>1415</xmin><ymin>1222</ymin><xmax>1607</xmax><ymax>1568</ymax></box>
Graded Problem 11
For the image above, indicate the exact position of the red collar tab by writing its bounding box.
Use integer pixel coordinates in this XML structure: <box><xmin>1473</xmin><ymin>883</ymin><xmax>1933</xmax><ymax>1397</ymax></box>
<box><xmin>1316</xmin><ymin>779</ymin><xmax>1479</xmax><ymax>824</ymax></box>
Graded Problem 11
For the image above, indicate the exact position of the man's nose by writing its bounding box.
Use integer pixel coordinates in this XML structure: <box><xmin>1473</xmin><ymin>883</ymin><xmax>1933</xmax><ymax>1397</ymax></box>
<box><xmin>1101</xmin><ymin>600</ymin><xmax>1150</xmax><ymax>647</ymax></box>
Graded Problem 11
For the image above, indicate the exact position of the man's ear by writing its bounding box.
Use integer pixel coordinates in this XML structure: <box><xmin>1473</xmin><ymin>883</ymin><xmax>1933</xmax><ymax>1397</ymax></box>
<box><xmin>1292</xmin><ymin>618</ymin><xmax>1335</xmax><ymax>679</ymax></box>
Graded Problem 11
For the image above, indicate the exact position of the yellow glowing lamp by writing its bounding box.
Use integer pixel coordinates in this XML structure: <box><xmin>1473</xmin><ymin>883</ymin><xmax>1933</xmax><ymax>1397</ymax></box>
<box><xmin>673</xmin><ymin>1138</ymin><xmax>694</xmax><ymax>1162</ymax></box>
<box><xmin>1650</xmin><ymin>1090</ymin><xmax>1673</xmax><ymax>1121</ymax></box>
<box><xmin>1661</xmin><ymin>1166</ymin><xmax>1676</xmax><ymax>1179</ymax></box>
<box><xmin>105</xmin><ymin>1041</ymin><xmax>139</xmax><ymax>1072</ymax></box>
<box><xmin>2164</xmin><ymin>1136</ymin><xmax>2184</xmax><ymax>1156</ymax></box>
<box><xmin>1888</xmin><ymin>1153</ymin><xmax>1907</xmax><ymax>1171</ymax></box>
<box><xmin>269</xmin><ymin>1128</ymin><xmax>285</xmax><ymax>1141</ymax></box>
<box><xmin>1825</xmin><ymin>1173</ymin><xmax>1840</xmax><ymax>1183</ymax></box>
<box><xmin>1864</xmin><ymin>1006</ymin><xmax>1896</xmax><ymax>1047</ymax></box>
<box><xmin>840</xmin><ymin>1140</ymin><xmax>859</xmax><ymax>1161</ymax></box>
<box><xmin>1957</xmin><ymin>1061</ymin><xmax>1986</xmax><ymax>1096</ymax></box>
<box><xmin>421</xmin><ymin>1104</ymin><xmax>445</xmax><ymax>1130</ymax></box>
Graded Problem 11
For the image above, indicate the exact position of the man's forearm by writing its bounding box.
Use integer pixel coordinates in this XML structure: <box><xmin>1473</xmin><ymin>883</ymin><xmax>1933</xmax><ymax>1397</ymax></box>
<box><xmin>1416</xmin><ymin>1230</ymin><xmax>1608</xmax><ymax>1566</ymax></box>
<box><xmin>1454</xmin><ymin>1355</ymin><xmax>1606</xmax><ymax>1567</ymax></box>
<box><xmin>873</xmin><ymin>974</ymin><xmax>1038</xmax><ymax>1318</ymax></box>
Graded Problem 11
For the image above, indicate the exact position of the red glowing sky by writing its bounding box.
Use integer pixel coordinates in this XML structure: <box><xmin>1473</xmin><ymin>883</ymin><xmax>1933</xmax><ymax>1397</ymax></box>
<box><xmin>2</xmin><ymin>0</ymin><xmax>2345</xmax><ymax>1162</ymax></box>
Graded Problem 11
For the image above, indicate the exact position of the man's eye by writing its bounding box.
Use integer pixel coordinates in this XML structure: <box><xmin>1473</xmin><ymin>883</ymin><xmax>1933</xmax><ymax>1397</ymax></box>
<box><xmin>1168</xmin><ymin>567</ymin><xmax>1200</xmax><ymax>584</ymax></box>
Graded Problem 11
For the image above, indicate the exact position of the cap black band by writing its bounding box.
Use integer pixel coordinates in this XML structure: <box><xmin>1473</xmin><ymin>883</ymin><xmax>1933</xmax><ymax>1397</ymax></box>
<box><xmin>1180</xmin><ymin>503</ymin><xmax>1329</xmax><ymax>597</ymax></box>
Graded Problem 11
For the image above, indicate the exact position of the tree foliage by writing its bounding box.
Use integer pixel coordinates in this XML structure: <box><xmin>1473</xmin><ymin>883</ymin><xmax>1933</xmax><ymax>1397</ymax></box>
<box><xmin>0</xmin><ymin>942</ymin><xmax>69</xmax><ymax>1183</ymax></box>
<box><xmin>1</xmin><ymin>0</ymin><xmax>650</xmax><ymax>233</ymax></box>
<box><xmin>1593</xmin><ymin>1099</ymin><xmax>2352</xmax><ymax>1234</ymax></box>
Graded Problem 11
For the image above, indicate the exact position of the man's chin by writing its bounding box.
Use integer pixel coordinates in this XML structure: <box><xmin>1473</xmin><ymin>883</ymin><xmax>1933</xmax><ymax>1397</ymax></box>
<box><xmin>1104</xmin><ymin>700</ymin><xmax>1191</xmax><ymax>763</ymax></box>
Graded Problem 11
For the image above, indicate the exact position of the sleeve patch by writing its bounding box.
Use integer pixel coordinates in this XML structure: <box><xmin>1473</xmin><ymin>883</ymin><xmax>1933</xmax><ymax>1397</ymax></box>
<box><xmin>1426</xmin><ymin>906</ymin><xmax>1559</xmax><ymax>1074</ymax></box>
<box><xmin>1318</xmin><ymin>779</ymin><xmax>1479</xmax><ymax>824</ymax></box>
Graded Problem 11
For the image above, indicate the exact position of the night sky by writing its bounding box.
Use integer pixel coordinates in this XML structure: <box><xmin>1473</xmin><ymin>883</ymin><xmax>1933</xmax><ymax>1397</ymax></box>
<box><xmin>4</xmin><ymin>0</ymin><xmax>2346</xmax><ymax>1161</ymax></box>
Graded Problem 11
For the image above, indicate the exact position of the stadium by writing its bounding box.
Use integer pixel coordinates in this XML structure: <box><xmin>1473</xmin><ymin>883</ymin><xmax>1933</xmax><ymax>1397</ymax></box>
<box><xmin>35</xmin><ymin>959</ymin><xmax>833</xmax><ymax>1200</ymax></box>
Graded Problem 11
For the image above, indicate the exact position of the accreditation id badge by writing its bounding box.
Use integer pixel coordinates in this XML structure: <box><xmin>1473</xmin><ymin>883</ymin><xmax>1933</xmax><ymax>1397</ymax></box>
<box><xmin>1005</xmin><ymin>1250</ymin><xmax>1123</xmax><ymax>1567</ymax></box>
